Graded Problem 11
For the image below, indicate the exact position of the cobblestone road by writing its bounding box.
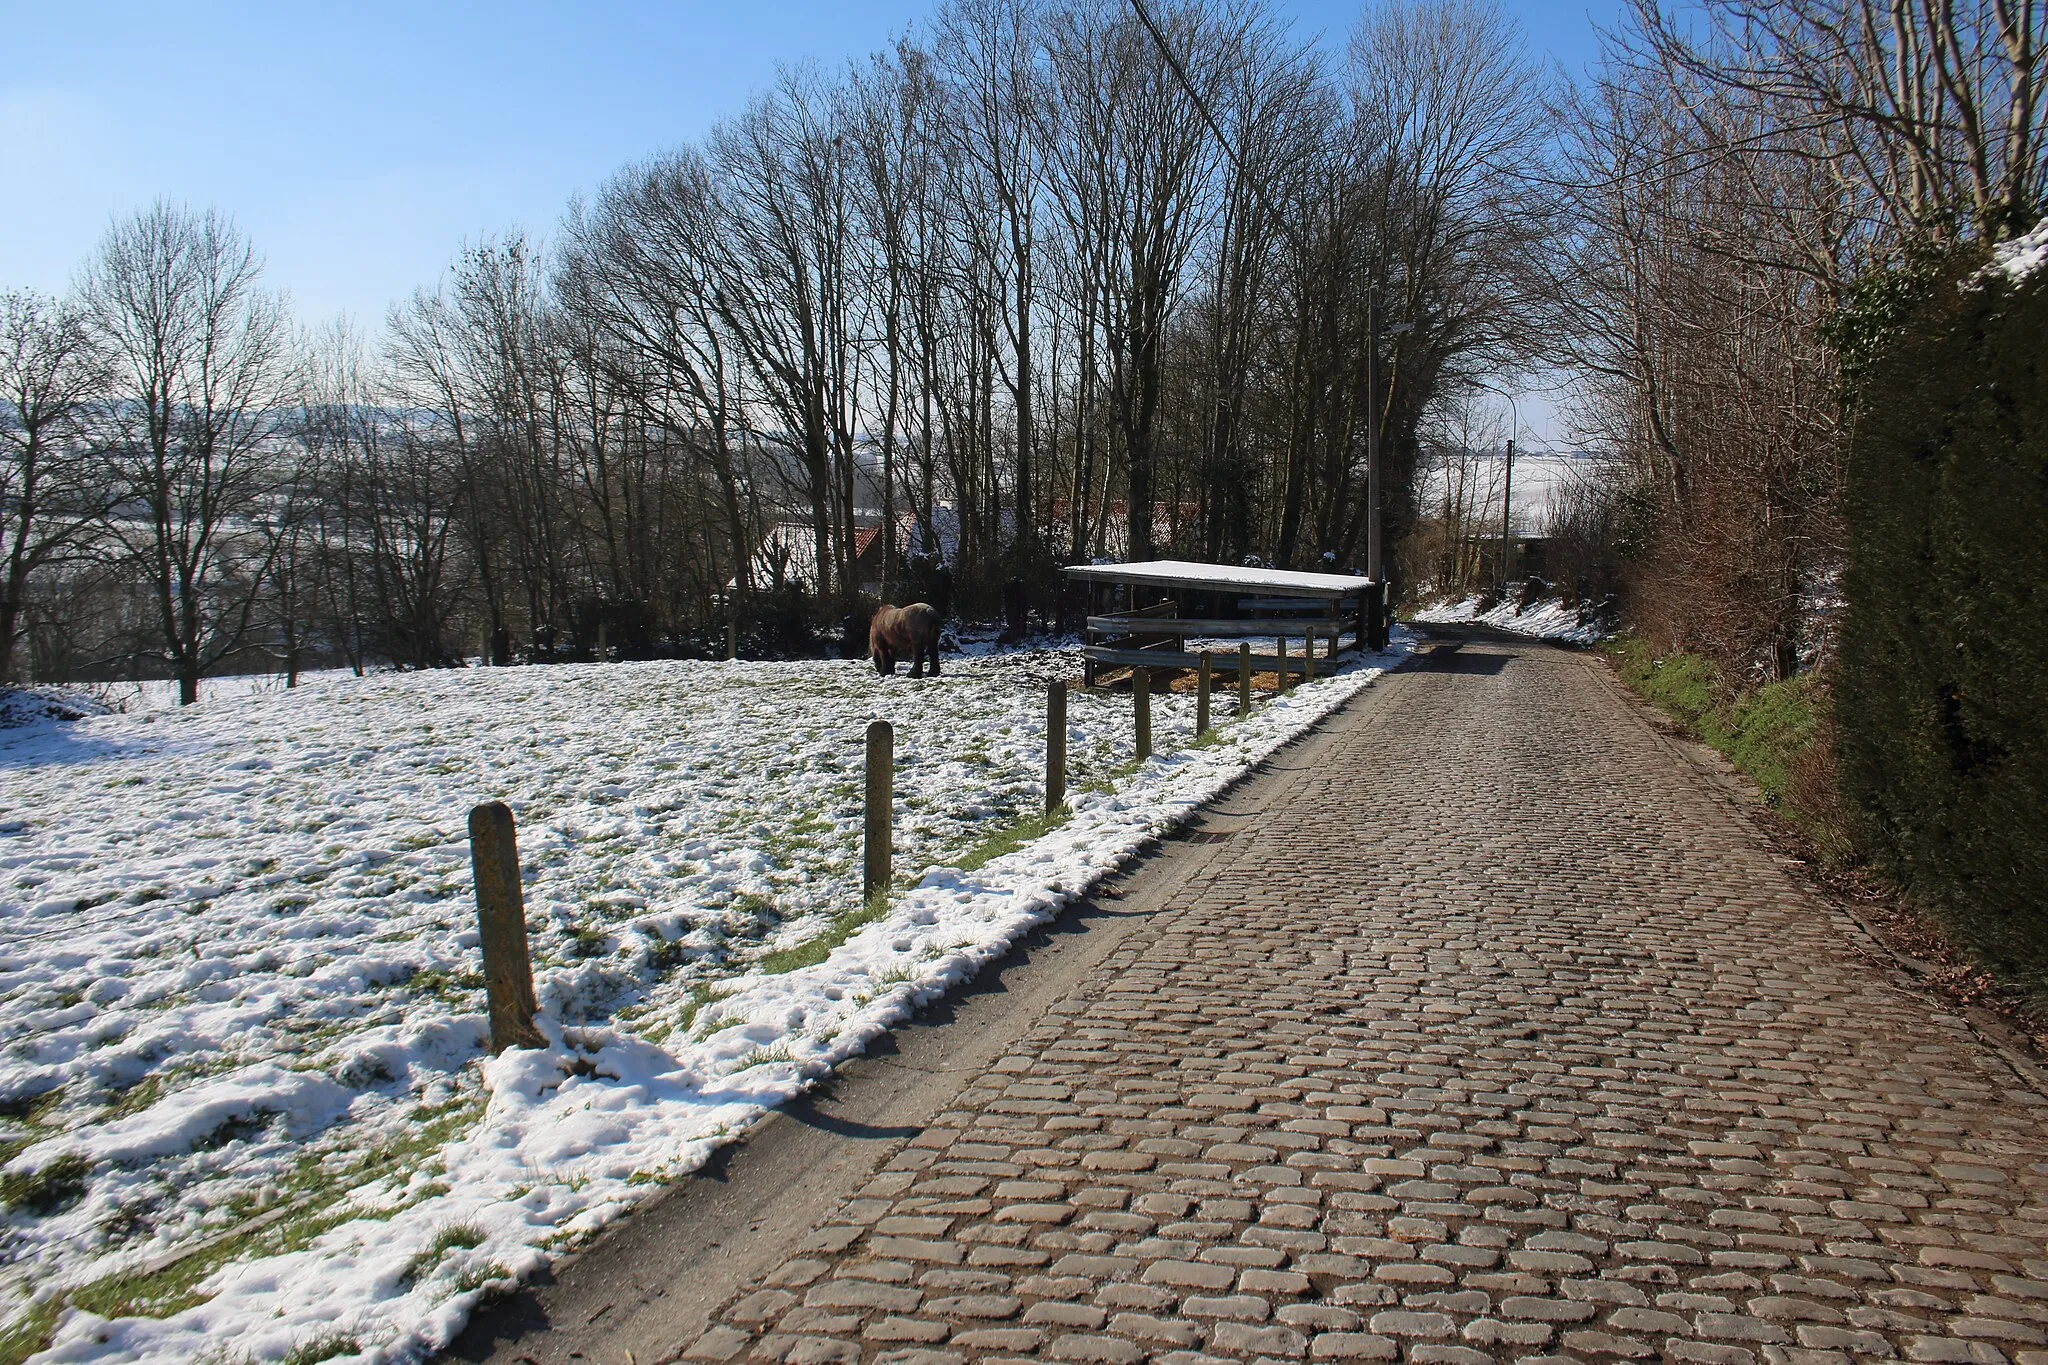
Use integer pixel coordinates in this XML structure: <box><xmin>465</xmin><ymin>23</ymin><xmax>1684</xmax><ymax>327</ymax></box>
<box><xmin>680</xmin><ymin>639</ymin><xmax>2048</xmax><ymax>1365</ymax></box>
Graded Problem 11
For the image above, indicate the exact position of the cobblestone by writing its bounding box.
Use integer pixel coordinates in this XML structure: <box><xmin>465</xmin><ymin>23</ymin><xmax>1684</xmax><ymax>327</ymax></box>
<box><xmin>680</xmin><ymin>643</ymin><xmax>2048</xmax><ymax>1362</ymax></box>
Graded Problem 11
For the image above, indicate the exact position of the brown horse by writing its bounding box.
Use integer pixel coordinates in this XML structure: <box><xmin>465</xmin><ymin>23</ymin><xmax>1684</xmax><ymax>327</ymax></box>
<box><xmin>870</xmin><ymin>603</ymin><xmax>942</xmax><ymax>677</ymax></box>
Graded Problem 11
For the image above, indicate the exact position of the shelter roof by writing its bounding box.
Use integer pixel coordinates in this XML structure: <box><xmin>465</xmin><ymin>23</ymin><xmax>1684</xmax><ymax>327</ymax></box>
<box><xmin>1063</xmin><ymin>559</ymin><xmax>1372</xmax><ymax>599</ymax></box>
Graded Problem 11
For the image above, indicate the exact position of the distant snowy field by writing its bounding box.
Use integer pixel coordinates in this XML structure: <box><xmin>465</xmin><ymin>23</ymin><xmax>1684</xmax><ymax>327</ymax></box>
<box><xmin>1412</xmin><ymin>592</ymin><xmax>1611</xmax><ymax>645</ymax></box>
<box><xmin>0</xmin><ymin>641</ymin><xmax>1407</xmax><ymax>1364</ymax></box>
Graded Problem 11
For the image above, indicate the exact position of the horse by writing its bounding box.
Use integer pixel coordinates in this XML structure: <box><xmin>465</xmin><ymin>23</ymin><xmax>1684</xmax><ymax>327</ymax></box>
<box><xmin>870</xmin><ymin>602</ymin><xmax>943</xmax><ymax>678</ymax></box>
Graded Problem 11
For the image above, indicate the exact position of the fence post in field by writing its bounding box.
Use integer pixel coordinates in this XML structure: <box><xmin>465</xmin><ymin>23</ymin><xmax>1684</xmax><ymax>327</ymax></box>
<box><xmin>1133</xmin><ymin>667</ymin><xmax>1152</xmax><ymax>761</ymax></box>
<box><xmin>727</xmin><ymin>617</ymin><xmax>737</xmax><ymax>661</ymax></box>
<box><xmin>1277</xmin><ymin>635</ymin><xmax>1290</xmax><ymax>693</ymax></box>
<box><xmin>1196</xmin><ymin>653</ymin><xmax>1212</xmax><ymax>736</ymax></box>
<box><xmin>468</xmin><ymin>802</ymin><xmax>544</xmax><ymax>1054</ymax></box>
<box><xmin>1238</xmin><ymin>643</ymin><xmax>1252</xmax><ymax>716</ymax></box>
<box><xmin>1046</xmin><ymin>681</ymin><xmax>1067</xmax><ymax>813</ymax></box>
<box><xmin>864</xmin><ymin>720</ymin><xmax>893</xmax><ymax>904</ymax></box>
<box><xmin>1304</xmin><ymin>633</ymin><xmax>1316</xmax><ymax>685</ymax></box>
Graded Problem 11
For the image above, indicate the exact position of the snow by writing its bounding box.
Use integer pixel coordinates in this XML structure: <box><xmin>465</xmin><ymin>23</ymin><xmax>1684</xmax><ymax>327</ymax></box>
<box><xmin>27</xmin><ymin>1067</ymin><xmax>356</xmax><ymax>1172</ymax></box>
<box><xmin>1064</xmin><ymin>559</ymin><xmax>1371</xmax><ymax>594</ymax></box>
<box><xmin>1417</xmin><ymin>449</ymin><xmax>1620</xmax><ymax>538</ymax></box>
<box><xmin>1983</xmin><ymin>219</ymin><xmax>2048</xmax><ymax>286</ymax></box>
<box><xmin>7</xmin><ymin>670</ymin><xmax>381</xmax><ymax>721</ymax></box>
<box><xmin>1412</xmin><ymin>592</ymin><xmax>1611</xmax><ymax>645</ymax></box>
<box><xmin>0</xmin><ymin>688</ymin><xmax>114</xmax><ymax>728</ymax></box>
<box><xmin>0</xmin><ymin>637</ymin><xmax>1411</xmax><ymax>1363</ymax></box>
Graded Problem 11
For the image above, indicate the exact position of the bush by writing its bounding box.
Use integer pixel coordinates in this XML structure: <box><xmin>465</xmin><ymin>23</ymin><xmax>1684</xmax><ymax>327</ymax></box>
<box><xmin>1609</xmin><ymin>637</ymin><xmax>1717</xmax><ymax>732</ymax></box>
<box><xmin>733</xmin><ymin>583</ymin><xmax>827</xmax><ymax>659</ymax></box>
<box><xmin>1835</xmin><ymin>249</ymin><xmax>2048</xmax><ymax>972</ymax></box>
<box><xmin>1607</xmin><ymin>636</ymin><xmax>1837</xmax><ymax>833</ymax></box>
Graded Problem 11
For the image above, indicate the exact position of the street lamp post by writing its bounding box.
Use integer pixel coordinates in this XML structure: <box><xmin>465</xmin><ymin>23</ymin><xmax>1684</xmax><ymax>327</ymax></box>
<box><xmin>1469</xmin><ymin>384</ymin><xmax>1521</xmax><ymax>589</ymax></box>
<box><xmin>1490</xmin><ymin>394</ymin><xmax>1523</xmax><ymax>589</ymax></box>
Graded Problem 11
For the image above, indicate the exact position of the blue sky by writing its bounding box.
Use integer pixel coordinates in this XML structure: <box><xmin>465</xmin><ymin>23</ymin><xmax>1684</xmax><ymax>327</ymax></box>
<box><xmin>3</xmin><ymin>0</ymin><xmax>1618</xmax><ymax>440</ymax></box>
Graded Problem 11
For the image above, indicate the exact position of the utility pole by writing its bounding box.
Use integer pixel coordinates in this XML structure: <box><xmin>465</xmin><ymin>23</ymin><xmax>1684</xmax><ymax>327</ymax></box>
<box><xmin>1365</xmin><ymin>295</ymin><xmax>1413</xmax><ymax>591</ymax></box>
<box><xmin>1500</xmin><ymin>437</ymin><xmax>1515</xmax><ymax>588</ymax></box>
<box><xmin>1367</xmin><ymin>293</ymin><xmax>1383</xmax><ymax>587</ymax></box>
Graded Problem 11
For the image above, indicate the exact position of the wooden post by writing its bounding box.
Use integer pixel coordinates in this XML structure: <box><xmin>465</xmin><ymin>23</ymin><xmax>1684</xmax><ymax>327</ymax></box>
<box><xmin>1355</xmin><ymin>593</ymin><xmax>1369</xmax><ymax>651</ymax></box>
<box><xmin>1304</xmin><ymin>632</ymin><xmax>1316</xmax><ymax>684</ymax></box>
<box><xmin>1277</xmin><ymin>635</ymin><xmax>1290</xmax><ymax>692</ymax></box>
<box><xmin>1084</xmin><ymin>582</ymin><xmax>1099</xmax><ymax>687</ymax></box>
<box><xmin>1238</xmin><ymin>643</ymin><xmax>1252</xmax><ymax>716</ymax></box>
<box><xmin>864</xmin><ymin>720</ymin><xmax>893</xmax><ymax>904</ymax></box>
<box><xmin>1133</xmin><ymin>667</ymin><xmax>1151</xmax><ymax>761</ymax></box>
<box><xmin>727</xmin><ymin>617</ymin><xmax>737</xmax><ymax>661</ymax></box>
<box><xmin>468</xmin><ymin>802</ymin><xmax>544</xmax><ymax>1054</ymax></box>
<box><xmin>1046</xmin><ymin>681</ymin><xmax>1067</xmax><ymax>813</ymax></box>
<box><xmin>1367</xmin><ymin>581</ymin><xmax>1388</xmax><ymax>650</ymax></box>
<box><xmin>1196</xmin><ymin>653</ymin><xmax>1211</xmax><ymax>736</ymax></box>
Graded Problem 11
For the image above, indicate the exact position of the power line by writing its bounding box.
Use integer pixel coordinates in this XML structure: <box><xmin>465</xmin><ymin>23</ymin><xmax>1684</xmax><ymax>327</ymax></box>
<box><xmin>1130</xmin><ymin>0</ymin><xmax>1851</xmax><ymax>213</ymax></box>
<box><xmin>1124</xmin><ymin>0</ymin><xmax>1293</xmax><ymax>238</ymax></box>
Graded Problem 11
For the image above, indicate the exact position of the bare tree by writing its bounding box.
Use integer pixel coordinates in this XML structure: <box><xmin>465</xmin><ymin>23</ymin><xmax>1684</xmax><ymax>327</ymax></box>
<box><xmin>1631</xmin><ymin>0</ymin><xmax>2043</xmax><ymax>241</ymax></box>
<box><xmin>1541</xmin><ymin>24</ymin><xmax>1860</xmax><ymax>677</ymax></box>
<box><xmin>79</xmin><ymin>204</ymin><xmax>296</xmax><ymax>704</ymax></box>
<box><xmin>936</xmin><ymin>0</ymin><xmax>1049</xmax><ymax>568</ymax></box>
<box><xmin>706</xmin><ymin>75</ymin><xmax>861</xmax><ymax>602</ymax></box>
<box><xmin>562</xmin><ymin>150</ymin><xmax>757</xmax><ymax>613</ymax></box>
<box><xmin>846</xmin><ymin>43</ymin><xmax>942</xmax><ymax>594</ymax></box>
<box><xmin>0</xmin><ymin>289</ymin><xmax>108</xmax><ymax>681</ymax></box>
<box><xmin>1047</xmin><ymin>0</ymin><xmax>1236</xmax><ymax>563</ymax></box>
<box><xmin>1340</xmin><ymin>0</ymin><xmax>1556</xmax><ymax>564</ymax></box>
<box><xmin>4</xmin><ymin>0</ymin><xmax>1593</xmax><ymax>676</ymax></box>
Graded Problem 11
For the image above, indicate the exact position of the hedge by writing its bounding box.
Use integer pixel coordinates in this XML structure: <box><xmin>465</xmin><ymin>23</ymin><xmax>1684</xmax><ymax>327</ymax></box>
<box><xmin>1835</xmin><ymin>249</ymin><xmax>2048</xmax><ymax>972</ymax></box>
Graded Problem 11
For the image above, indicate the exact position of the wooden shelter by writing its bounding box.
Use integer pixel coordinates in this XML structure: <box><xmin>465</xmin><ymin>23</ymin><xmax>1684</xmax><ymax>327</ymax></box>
<box><xmin>1064</xmin><ymin>559</ymin><xmax>1385</xmax><ymax>686</ymax></box>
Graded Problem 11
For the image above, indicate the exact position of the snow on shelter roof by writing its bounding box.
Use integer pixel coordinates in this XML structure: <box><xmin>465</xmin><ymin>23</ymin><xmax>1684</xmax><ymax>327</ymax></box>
<box><xmin>1064</xmin><ymin>559</ymin><xmax>1373</xmax><ymax>599</ymax></box>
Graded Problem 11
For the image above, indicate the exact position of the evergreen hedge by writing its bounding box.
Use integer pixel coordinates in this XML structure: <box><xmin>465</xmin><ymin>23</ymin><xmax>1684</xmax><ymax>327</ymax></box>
<box><xmin>1836</xmin><ymin>250</ymin><xmax>2048</xmax><ymax>971</ymax></box>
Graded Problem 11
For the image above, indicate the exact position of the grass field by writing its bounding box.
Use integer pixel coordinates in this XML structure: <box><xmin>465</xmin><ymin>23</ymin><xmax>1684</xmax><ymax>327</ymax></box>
<box><xmin>0</xmin><ymin>643</ymin><xmax>1399</xmax><ymax>1363</ymax></box>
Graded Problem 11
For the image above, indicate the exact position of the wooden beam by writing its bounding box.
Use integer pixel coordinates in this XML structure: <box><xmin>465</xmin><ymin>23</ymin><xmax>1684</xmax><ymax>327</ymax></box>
<box><xmin>1087</xmin><ymin>616</ymin><xmax>1347</xmax><ymax>638</ymax></box>
<box><xmin>1064</xmin><ymin>564</ymin><xmax>1363</xmax><ymax>600</ymax></box>
<box><xmin>1082</xmin><ymin>645</ymin><xmax>1316</xmax><ymax>675</ymax></box>
<box><xmin>1236</xmin><ymin>597</ymin><xmax>1346</xmax><ymax>614</ymax></box>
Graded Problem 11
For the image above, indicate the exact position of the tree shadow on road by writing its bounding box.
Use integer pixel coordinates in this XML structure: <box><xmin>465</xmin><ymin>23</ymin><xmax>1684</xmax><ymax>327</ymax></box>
<box><xmin>1418</xmin><ymin>643</ymin><xmax>1510</xmax><ymax>674</ymax></box>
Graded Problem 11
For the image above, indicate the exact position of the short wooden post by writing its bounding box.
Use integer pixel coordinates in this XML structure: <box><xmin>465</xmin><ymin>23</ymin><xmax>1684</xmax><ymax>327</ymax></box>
<box><xmin>1196</xmin><ymin>653</ymin><xmax>1211</xmax><ymax>736</ymax></box>
<box><xmin>1238</xmin><ymin>643</ymin><xmax>1252</xmax><ymax>716</ymax></box>
<box><xmin>1133</xmin><ymin>667</ymin><xmax>1151</xmax><ymax>761</ymax></box>
<box><xmin>1046</xmin><ymin>681</ymin><xmax>1067</xmax><ymax>813</ymax></box>
<box><xmin>468</xmin><ymin>802</ymin><xmax>544</xmax><ymax>1054</ymax></box>
<box><xmin>864</xmin><ymin>720</ymin><xmax>893</xmax><ymax>904</ymax></box>
<box><xmin>727</xmin><ymin>617</ymin><xmax>737</xmax><ymax>661</ymax></box>
<box><xmin>1277</xmin><ymin>635</ymin><xmax>1290</xmax><ymax>693</ymax></box>
<box><xmin>1304</xmin><ymin>632</ymin><xmax>1316</xmax><ymax>684</ymax></box>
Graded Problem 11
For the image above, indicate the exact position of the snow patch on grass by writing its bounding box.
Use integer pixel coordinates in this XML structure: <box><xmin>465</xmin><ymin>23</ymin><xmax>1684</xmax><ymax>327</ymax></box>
<box><xmin>1</xmin><ymin>641</ymin><xmax>1409</xmax><ymax>1363</ymax></box>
